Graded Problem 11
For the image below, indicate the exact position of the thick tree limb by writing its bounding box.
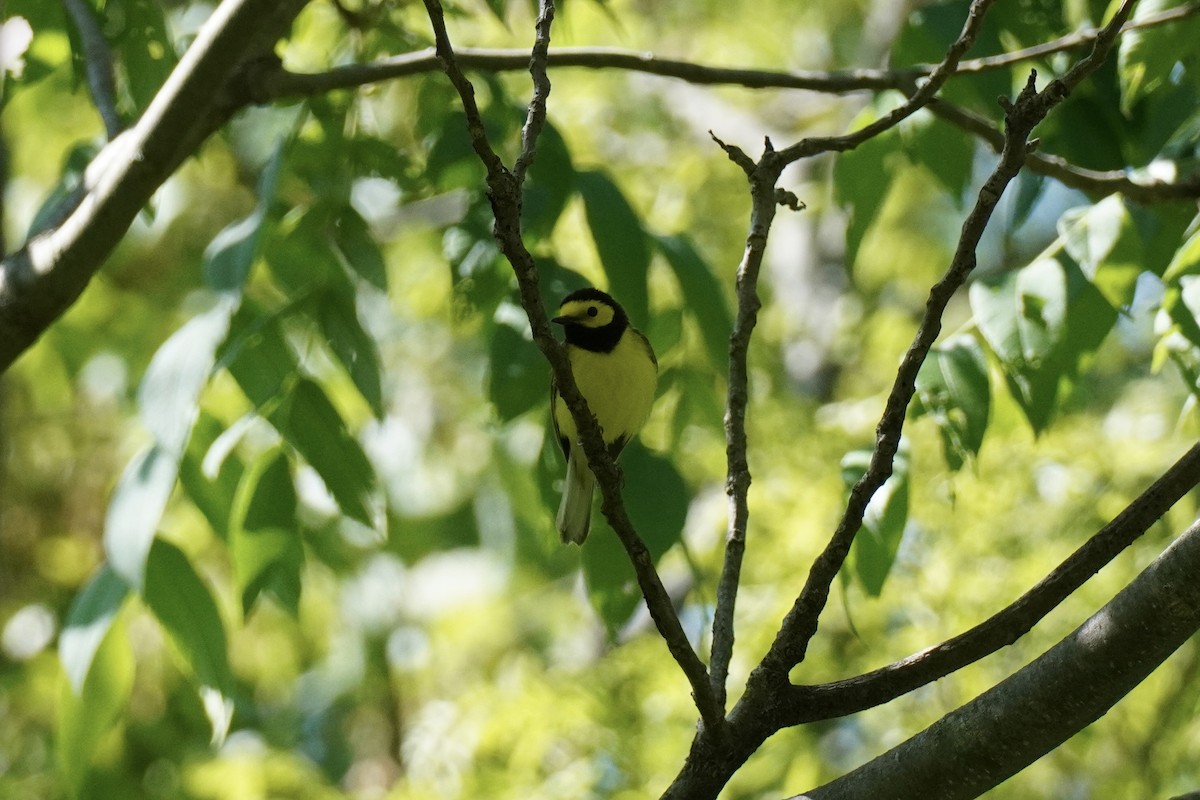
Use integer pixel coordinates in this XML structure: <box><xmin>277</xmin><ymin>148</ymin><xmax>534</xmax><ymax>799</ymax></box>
<box><xmin>419</xmin><ymin>0</ymin><xmax>728</xmax><ymax>740</ymax></box>
<box><xmin>798</xmin><ymin>515</ymin><xmax>1200</xmax><ymax>800</ymax></box>
<box><xmin>0</xmin><ymin>0</ymin><xmax>312</xmax><ymax>374</ymax></box>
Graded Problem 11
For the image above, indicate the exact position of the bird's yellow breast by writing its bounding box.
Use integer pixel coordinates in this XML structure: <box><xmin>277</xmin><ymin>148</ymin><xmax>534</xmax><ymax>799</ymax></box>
<box><xmin>554</xmin><ymin>331</ymin><xmax>657</xmax><ymax>447</ymax></box>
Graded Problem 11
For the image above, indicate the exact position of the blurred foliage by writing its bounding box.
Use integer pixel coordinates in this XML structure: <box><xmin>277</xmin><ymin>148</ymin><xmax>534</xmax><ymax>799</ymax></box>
<box><xmin>3</xmin><ymin>0</ymin><xmax>1200</xmax><ymax>798</ymax></box>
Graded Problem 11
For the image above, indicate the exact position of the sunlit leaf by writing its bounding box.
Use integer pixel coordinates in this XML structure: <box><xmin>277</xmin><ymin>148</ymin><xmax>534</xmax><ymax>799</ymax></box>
<box><xmin>138</xmin><ymin>295</ymin><xmax>239</xmax><ymax>455</ymax></box>
<box><xmin>114</xmin><ymin>0</ymin><xmax>178</xmax><ymax>114</ymax></box>
<box><xmin>577</xmin><ymin>169</ymin><xmax>651</xmax><ymax>325</ymax></box>
<box><xmin>913</xmin><ymin>335</ymin><xmax>990</xmax><ymax>470</ymax></box>
<box><xmin>1162</xmin><ymin>228</ymin><xmax>1200</xmax><ymax>283</ymax></box>
<box><xmin>204</xmin><ymin>138</ymin><xmax>286</xmax><ymax>292</ymax></box>
<box><xmin>332</xmin><ymin>204</ymin><xmax>388</xmax><ymax>291</ymax></box>
<box><xmin>56</xmin><ymin>609</ymin><xmax>134</xmax><ymax>796</ymax></box>
<box><xmin>179</xmin><ymin>412</ymin><xmax>247</xmax><ymax>539</ymax></box>
<box><xmin>269</xmin><ymin>378</ymin><xmax>377</xmax><ymax>527</ymax></box>
<box><xmin>842</xmin><ymin>447</ymin><xmax>910</xmax><ymax>597</ymax></box>
<box><xmin>316</xmin><ymin>290</ymin><xmax>385</xmax><ymax>419</ymax></box>
<box><xmin>142</xmin><ymin>539</ymin><xmax>234</xmax><ymax>745</ymax></box>
<box><xmin>971</xmin><ymin>250</ymin><xmax>1117</xmax><ymax>432</ymax></box>
<box><xmin>1117</xmin><ymin>0</ymin><xmax>1200</xmax><ymax>113</ymax></box>
<box><xmin>59</xmin><ymin>566</ymin><xmax>131</xmax><ymax>695</ymax></box>
<box><xmin>834</xmin><ymin>108</ymin><xmax>901</xmax><ymax>271</ymax></box>
<box><xmin>230</xmin><ymin>449</ymin><xmax>303</xmax><ymax>616</ymax></box>
<box><xmin>103</xmin><ymin>443</ymin><xmax>179</xmax><ymax>590</ymax></box>
<box><xmin>1057</xmin><ymin>194</ymin><xmax>1143</xmax><ymax>309</ymax></box>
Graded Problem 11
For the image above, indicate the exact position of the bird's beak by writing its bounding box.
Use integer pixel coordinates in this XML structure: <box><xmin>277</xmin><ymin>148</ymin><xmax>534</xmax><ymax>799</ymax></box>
<box><xmin>551</xmin><ymin>314</ymin><xmax>573</xmax><ymax>325</ymax></box>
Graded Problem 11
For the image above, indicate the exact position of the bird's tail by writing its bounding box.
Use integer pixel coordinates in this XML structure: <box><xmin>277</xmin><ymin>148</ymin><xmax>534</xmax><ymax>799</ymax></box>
<box><xmin>557</xmin><ymin>448</ymin><xmax>595</xmax><ymax>545</ymax></box>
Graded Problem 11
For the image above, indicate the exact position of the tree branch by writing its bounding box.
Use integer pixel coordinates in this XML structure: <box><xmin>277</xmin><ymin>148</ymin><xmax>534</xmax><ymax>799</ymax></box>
<box><xmin>748</xmin><ymin>0</ymin><xmax>1138</xmax><ymax>694</ymax></box>
<box><xmin>798</xmin><ymin>514</ymin><xmax>1200</xmax><ymax>800</ymax></box>
<box><xmin>61</xmin><ymin>0</ymin><xmax>123</xmax><ymax>140</ymax></box>
<box><xmin>257</xmin><ymin>2</ymin><xmax>1200</xmax><ymax>100</ymax></box>
<box><xmin>0</xmin><ymin>0</ymin><xmax>312</xmax><ymax>374</ymax></box>
<box><xmin>927</xmin><ymin>98</ymin><xmax>1200</xmax><ymax>202</ymax></box>
<box><xmin>419</xmin><ymin>0</ymin><xmax>728</xmax><ymax>740</ymax></box>
<box><xmin>776</xmin><ymin>441</ymin><xmax>1200</xmax><ymax>725</ymax></box>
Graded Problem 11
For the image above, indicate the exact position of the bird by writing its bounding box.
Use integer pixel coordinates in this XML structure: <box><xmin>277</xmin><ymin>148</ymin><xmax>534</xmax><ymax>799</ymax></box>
<box><xmin>551</xmin><ymin>287</ymin><xmax>658</xmax><ymax>544</ymax></box>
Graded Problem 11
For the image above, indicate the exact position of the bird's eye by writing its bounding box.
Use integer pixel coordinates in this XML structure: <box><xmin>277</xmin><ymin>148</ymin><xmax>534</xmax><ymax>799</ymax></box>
<box><xmin>587</xmin><ymin>306</ymin><xmax>598</xmax><ymax>317</ymax></box>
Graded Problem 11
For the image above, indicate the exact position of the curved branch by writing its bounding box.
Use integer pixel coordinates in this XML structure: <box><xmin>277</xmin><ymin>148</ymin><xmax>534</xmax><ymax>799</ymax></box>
<box><xmin>928</xmin><ymin>99</ymin><xmax>1200</xmax><ymax>202</ymax></box>
<box><xmin>258</xmin><ymin>2</ymin><xmax>1200</xmax><ymax>100</ymax></box>
<box><xmin>0</xmin><ymin>0</ymin><xmax>312</xmax><ymax>373</ymax></box>
<box><xmin>778</xmin><ymin>441</ymin><xmax>1200</xmax><ymax>725</ymax></box>
<box><xmin>749</xmin><ymin>0</ymin><xmax>1137</xmax><ymax>694</ymax></box>
<box><xmin>419</xmin><ymin>0</ymin><xmax>727</xmax><ymax>740</ymax></box>
<box><xmin>799</xmin><ymin>515</ymin><xmax>1200</xmax><ymax>800</ymax></box>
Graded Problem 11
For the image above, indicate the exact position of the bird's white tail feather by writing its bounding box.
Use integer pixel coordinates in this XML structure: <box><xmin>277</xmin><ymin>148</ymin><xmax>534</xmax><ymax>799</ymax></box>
<box><xmin>557</xmin><ymin>449</ymin><xmax>595</xmax><ymax>544</ymax></box>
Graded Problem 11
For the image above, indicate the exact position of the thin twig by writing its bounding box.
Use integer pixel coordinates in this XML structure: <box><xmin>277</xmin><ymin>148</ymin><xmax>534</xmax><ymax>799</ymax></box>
<box><xmin>61</xmin><ymin>0</ymin><xmax>123</xmax><ymax>139</ymax></box>
<box><xmin>777</xmin><ymin>0</ymin><xmax>997</xmax><ymax>164</ymax></box>
<box><xmin>513</xmin><ymin>0</ymin><xmax>555</xmax><ymax>182</ymax></box>
<box><xmin>258</xmin><ymin>2</ymin><xmax>1200</xmax><ymax>99</ymax></box>
<box><xmin>420</xmin><ymin>0</ymin><xmax>728</xmax><ymax>740</ymax></box>
<box><xmin>707</xmin><ymin>0</ymin><xmax>999</xmax><ymax>714</ymax></box>
<box><xmin>927</xmin><ymin>99</ymin><xmax>1200</xmax><ymax>202</ymax></box>
<box><xmin>749</xmin><ymin>0</ymin><xmax>1140</xmax><ymax>691</ymax></box>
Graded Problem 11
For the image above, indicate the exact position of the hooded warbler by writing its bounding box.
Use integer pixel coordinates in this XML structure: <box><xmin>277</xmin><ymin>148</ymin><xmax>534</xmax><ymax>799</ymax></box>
<box><xmin>551</xmin><ymin>288</ymin><xmax>658</xmax><ymax>544</ymax></box>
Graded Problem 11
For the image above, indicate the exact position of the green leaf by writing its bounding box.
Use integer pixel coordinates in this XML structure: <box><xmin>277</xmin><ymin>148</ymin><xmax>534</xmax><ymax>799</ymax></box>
<box><xmin>901</xmin><ymin>110</ymin><xmax>975</xmax><ymax>200</ymax></box>
<box><xmin>220</xmin><ymin>305</ymin><xmax>299</xmax><ymax>409</ymax></box>
<box><xmin>57</xmin><ymin>609</ymin><xmax>134</xmax><ymax>797</ymax></box>
<box><xmin>59</xmin><ymin>566</ymin><xmax>131</xmax><ymax>695</ymax></box>
<box><xmin>522</xmin><ymin>121</ymin><xmax>576</xmax><ymax>242</ymax></box>
<box><xmin>204</xmin><ymin>138</ymin><xmax>286</xmax><ymax>292</ymax></box>
<box><xmin>113</xmin><ymin>0</ymin><xmax>177</xmax><ymax>114</ymax></box>
<box><xmin>179</xmin><ymin>412</ymin><xmax>246</xmax><ymax>539</ymax></box>
<box><xmin>488</xmin><ymin>318</ymin><xmax>545</xmax><ymax>421</ymax></box>
<box><xmin>970</xmin><ymin>250</ymin><xmax>1117</xmax><ymax>432</ymax></box>
<box><xmin>266</xmin><ymin>206</ymin><xmax>354</xmax><ymax>297</ymax></box>
<box><xmin>841</xmin><ymin>448</ymin><xmax>910</xmax><ymax>597</ymax></box>
<box><xmin>315</xmin><ymin>291</ymin><xmax>385</xmax><ymax>419</ymax></box>
<box><xmin>142</xmin><ymin>539</ymin><xmax>234</xmax><ymax>745</ymax></box>
<box><xmin>577</xmin><ymin>170</ymin><xmax>651</xmax><ymax>325</ymax></box>
<box><xmin>582</xmin><ymin>442</ymin><xmax>687</xmax><ymax>636</ymax></box>
<box><xmin>230</xmin><ymin>449</ymin><xmax>304</xmax><ymax>616</ymax></box>
<box><xmin>654</xmin><ymin>234</ymin><xmax>733</xmax><ymax>369</ymax></box>
<box><xmin>332</xmin><ymin>204</ymin><xmax>388</xmax><ymax>291</ymax></box>
<box><xmin>1057</xmin><ymin>194</ymin><xmax>1143</xmax><ymax>309</ymax></box>
<box><xmin>103</xmin><ymin>443</ymin><xmax>179</xmax><ymax>591</ymax></box>
<box><xmin>269</xmin><ymin>378</ymin><xmax>377</xmax><ymax>527</ymax></box>
<box><xmin>913</xmin><ymin>335</ymin><xmax>990</xmax><ymax>470</ymax></box>
<box><xmin>1117</xmin><ymin>0</ymin><xmax>1200</xmax><ymax>113</ymax></box>
<box><xmin>138</xmin><ymin>295</ymin><xmax>239</xmax><ymax>455</ymax></box>
<box><xmin>1163</xmin><ymin>228</ymin><xmax>1200</xmax><ymax>283</ymax></box>
<box><xmin>833</xmin><ymin>108</ymin><xmax>902</xmax><ymax>271</ymax></box>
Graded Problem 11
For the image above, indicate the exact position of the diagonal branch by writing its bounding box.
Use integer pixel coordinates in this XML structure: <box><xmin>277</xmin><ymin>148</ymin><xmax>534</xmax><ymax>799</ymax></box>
<box><xmin>927</xmin><ymin>98</ymin><xmax>1200</xmax><ymax>202</ymax></box>
<box><xmin>707</xmin><ymin>0</ymin><xmax>999</xmax><ymax>716</ymax></box>
<box><xmin>0</xmin><ymin>0</ymin><xmax>312</xmax><ymax>374</ymax></box>
<box><xmin>748</xmin><ymin>0</ymin><xmax>1139</xmax><ymax>693</ymax></box>
<box><xmin>419</xmin><ymin>0</ymin><xmax>727</xmax><ymax>740</ymax></box>
<box><xmin>799</xmin><ymin>514</ymin><xmax>1200</xmax><ymax>800</ymax></box>
<box><xmin>257</xmin><ymin>1</ymin><xmax>1200</xmax><ymax>101</ymax></box>
<box><xmin>776</xmin><ymin>441</ymin><xmax>1200</xmax><ymax>725</ymax></box>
